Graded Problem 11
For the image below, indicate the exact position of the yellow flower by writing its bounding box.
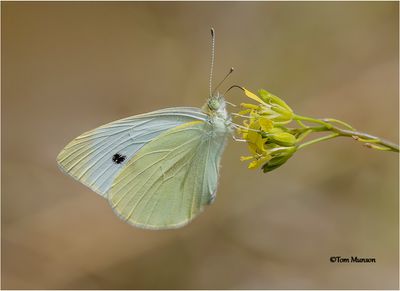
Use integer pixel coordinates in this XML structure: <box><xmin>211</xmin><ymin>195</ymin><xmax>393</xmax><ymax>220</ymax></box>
<box><xmin>236</xmin><ymin>87</ymin><xmax>298</xmax><ymax>171</ymax></box>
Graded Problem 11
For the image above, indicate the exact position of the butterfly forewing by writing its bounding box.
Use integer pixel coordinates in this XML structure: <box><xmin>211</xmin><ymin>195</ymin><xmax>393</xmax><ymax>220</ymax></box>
<box><xmin>57</xmin><ymin>108</ymin><xmax>207</xmax><ymax>197</ymax></box>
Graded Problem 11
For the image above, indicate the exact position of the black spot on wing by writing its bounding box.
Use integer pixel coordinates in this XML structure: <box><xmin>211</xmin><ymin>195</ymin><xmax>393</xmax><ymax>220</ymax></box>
<box><xmin>112</xmin><ymin>153</ymin><xmax>126</xmax><ymax>164</ymax></box>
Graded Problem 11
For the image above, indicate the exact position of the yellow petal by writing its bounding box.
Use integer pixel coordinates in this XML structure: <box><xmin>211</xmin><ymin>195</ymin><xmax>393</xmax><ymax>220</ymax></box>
<box><xmin>238</xmin><ymin>109</ymin><xmax>252</xmax><ymax>115</ymax></box>
<box><xmin>244</xmin><ymin>119</ymin><xmax>267</xmax><ymax>154</ymax></box>
<box><xmin>243</xmin><ymin>88</ymin><xmax>266</xmax><ymax>105</ymax></box>
<box><xmin>248</xmin><ymin>155</ymin><xmax>271</xmax><ymax>169</ymax></box>
<box><xmin>247</xmin><ymin>144</ymin><xmax>258</xmax><ymax>156</ymax></box>
<box><xmin>259</xmin><ymin>117</ymin><xmax>273</xmax><ymax>132</ymax></box>
<box><xmin>240</xmin><ymin>103</ymin><xmax>259</xmax><ymax>110</ymax></box>
<box><xmin>248</xmin><ymin>160</ymin><xmax>259</xmax><ymax>169</ymax></box>
<box><xmin>247</xmin><ymin>134</ymin><xmax>266</xmax><ymax>155</ymax></box>
<box><xmin>240</xmin><ymin>155</ymin><xmax>254</xmax><ymax>161</ymax></box>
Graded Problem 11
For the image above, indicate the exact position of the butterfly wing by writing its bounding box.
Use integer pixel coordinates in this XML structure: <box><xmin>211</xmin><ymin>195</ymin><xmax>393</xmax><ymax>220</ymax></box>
<box><xmin>57</xmin><ymin>108</ymin><xmax>207</xmax><ymax>197</ymax></box>
<box><xmin>108</xmin><ymin>119</ymin><xmax>229</xmax><ymax>229</ymax></box>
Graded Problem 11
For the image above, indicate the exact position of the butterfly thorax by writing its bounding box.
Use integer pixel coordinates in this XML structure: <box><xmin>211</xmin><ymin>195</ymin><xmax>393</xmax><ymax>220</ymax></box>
<box><xmin>201</xmin><ymin>94</ymin><xmax>233</xmax><ymax>141</ymax></box>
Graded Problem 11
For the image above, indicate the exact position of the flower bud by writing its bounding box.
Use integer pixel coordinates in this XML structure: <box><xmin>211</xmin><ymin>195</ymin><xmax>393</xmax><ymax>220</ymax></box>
<box><xmin>258</xmin><ymin>89</ymin><xmax>292</xmax><ymax>112</ymax></box>
<box><xmin>262</xmin><ymin>146</ymin><xmax>296</xmax><ymax>173</ymax></box>
<box><xmin>266</xmin><ymin>128</ymin><xmax>297</xmax><ymax>147</ymax></box>
<box><xmin>258</xmin><ymin>89</ymin><xmax>294</xmax><ymax>123</ymax></box>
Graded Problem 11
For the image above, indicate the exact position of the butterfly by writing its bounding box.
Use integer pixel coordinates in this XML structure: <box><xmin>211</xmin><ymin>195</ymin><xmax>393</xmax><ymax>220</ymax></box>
<box><xmin>57</xmin><ymin>29</ymin><xmax>235</xmax><ymax>229</ymax></box>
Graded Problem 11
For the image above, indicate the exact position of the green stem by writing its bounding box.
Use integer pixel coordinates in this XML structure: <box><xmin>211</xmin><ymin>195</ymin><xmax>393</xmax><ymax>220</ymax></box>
<box><xmin>322</xmin><ymin>118</ymin><xmax>354</xmax><ymax>130</ymax></box>
<box><xmin>294</xmin><ymin>114</ymin><xmax>333</xmax><ymax>128</ymax></box>
<box><xmin>295</xmin><ymin>119</ymin><xmax>307</xmax><ymax>128</ymax></box>
<box><xmin>297</xmin><ymin>133</ymin><xmax>339</xmax><ymax>150</ymax></box>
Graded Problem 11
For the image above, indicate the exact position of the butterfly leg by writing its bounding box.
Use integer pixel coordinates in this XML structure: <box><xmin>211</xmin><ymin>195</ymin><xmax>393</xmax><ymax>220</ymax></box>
<box><xmin>232</xmin><ymin>135</ymin><xmax>247</xmax><ymax>142</ymax></box>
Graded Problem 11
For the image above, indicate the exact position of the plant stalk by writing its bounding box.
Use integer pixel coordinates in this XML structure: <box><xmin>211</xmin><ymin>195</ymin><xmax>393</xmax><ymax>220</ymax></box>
<box><xmin>293</xmin><ymin>115</ymin><xmax>399</xmax><ymax>152</ymax></box>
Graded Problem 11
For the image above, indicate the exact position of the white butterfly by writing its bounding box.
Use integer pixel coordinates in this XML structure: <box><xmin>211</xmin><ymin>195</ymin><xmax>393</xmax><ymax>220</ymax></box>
<box><xmin>57</xmin><ymin>29</ymin><xmax>235</xmax><ymax>229</ymax></box>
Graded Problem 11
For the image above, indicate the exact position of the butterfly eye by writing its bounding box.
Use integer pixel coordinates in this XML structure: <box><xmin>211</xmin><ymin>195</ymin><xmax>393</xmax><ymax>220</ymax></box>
<box><xmin>208</xmin><ymin>98</ymin><xmax>220</xmax><ymax>111</ymax></box>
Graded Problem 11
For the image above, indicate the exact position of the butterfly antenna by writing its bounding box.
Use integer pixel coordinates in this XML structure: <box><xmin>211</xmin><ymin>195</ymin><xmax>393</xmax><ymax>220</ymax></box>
<box><xmin>209</xmin><ymin>27</ymin><xmax>215</xmax><ymax>98</ymax></box>
<box><xmin>212</xmin><ymin>67</ymin><xmax>234</xmax><ymax>96</ymax></box>
<box><xmin>224</xmin><ymin>84</ymin><xmax>243</xmax><ymax>95</ymax></box>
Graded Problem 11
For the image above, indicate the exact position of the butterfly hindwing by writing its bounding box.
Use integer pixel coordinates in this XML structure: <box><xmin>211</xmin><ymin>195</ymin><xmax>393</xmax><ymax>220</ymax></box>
<box><xmin>108</xmin><ymin>120</ymin><xmax>229</xmax><ymax>229</ymax></box>
<box><xmin>57</xmin><ymin>108</ymin><xmax>207</xmax><ymax>197</ymax></box>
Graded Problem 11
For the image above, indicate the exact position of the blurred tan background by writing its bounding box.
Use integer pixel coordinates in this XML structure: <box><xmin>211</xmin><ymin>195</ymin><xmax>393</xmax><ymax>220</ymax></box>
<box><xmin>2</xmin><ymin>2</ymin><xmax>399</xmax><ymax>289</ymax></box>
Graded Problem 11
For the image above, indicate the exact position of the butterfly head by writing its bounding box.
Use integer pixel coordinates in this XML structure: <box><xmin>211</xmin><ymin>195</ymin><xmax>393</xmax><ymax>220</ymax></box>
<box><xmin>204</xmin><ymin>93</ymin><xmax>228</xmax><ymax>119</ymax></box>
<box><xmin>207</xmin><ymin>95</ymin><xmax>222</xmax><ymax>111</ymax></box>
